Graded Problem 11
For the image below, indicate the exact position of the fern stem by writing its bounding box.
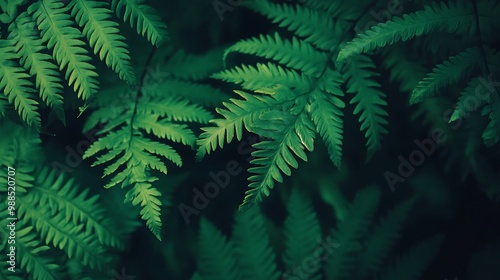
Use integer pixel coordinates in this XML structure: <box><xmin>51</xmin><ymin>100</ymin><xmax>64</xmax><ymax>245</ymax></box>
<box><xmin>128</xmin><ymin>47</ymin><xmax>157</xmax><ymax>144</ymax></box>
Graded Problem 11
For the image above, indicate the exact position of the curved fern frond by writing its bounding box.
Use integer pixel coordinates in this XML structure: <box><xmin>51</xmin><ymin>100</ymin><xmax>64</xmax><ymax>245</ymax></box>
<box><xmin>0</xmin><ymin>42</ymin><xmax>41</xmax><ymax>129</ymax></box>
<box><xmin>410</xmin><ymin>47</ymin><xmax>482</xmax><ymax>104</ymax></box>
<box><xmin>111</xmin><ymin>0</ymin><xmax>168</xmax><ymax>47</ymax></box>
<box><xmin>70</xmin><ymin>0</ymin><xmax>136</xmax><ymax>84</ymax></box>
<box><xmin>224</xmin><ymin>33</ymin><xmax>327</xmax><ymax>77</ymax></box>
<box><xmin>450</xmin><ymin>77</ymin><xmax>487</xmax><ymax>122</ymax></box>
<box><xmin>337</xmin><ymin>1</ymin><xmax>499</xmax><ymax>62</ymax></box>
<box><xmin>356</xmin><ymin>198</ymin><xmax>415</xmax><ymax>279</ymax></box>
<box><xmin>343</xmin><ymin>54</ymin><xmax>388</xmax><ymax>160</ymax></box>
<box><xmin>283</xmin><ymin>188</ymin><xmax>322</xmax><ymax>280</ymax></box>
<box><xmin>232</xmin><ymin>207</ymin><xmax>280</xmax><ymax>280</ymax></box>
<box><xmin>325</xmin><ymin>186</ymin><xmax>380</xmax><ymax>280</ymax></box>
<box><xmin>197</xmin><ymin>218</ymin><xmax>241</xmax><ymax>280</ymax></box>
<box><xmin>8</xmin><ymin>12</ymin><xmax>65</xmax><ymax>123</ymax></box>
<box><xmin>28</xmin><ymin>0</ymin><xmax>99</xmax><ymax>101</ymax></box>
<box><xmin>242</xmin><ymin>110</ymin><xmax>315</xmax><ymax>210</ymax></box>
<box><xmin>482</xmin><ymin>94</ymin><xmax>500</xmax><ymax>147</ymax></box>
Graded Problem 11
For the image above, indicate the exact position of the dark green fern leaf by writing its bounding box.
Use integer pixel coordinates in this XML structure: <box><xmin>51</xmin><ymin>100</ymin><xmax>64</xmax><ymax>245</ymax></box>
<box><xmin>343</xmin><ymin>54</ymin><xmax>388</xmax><ymax>160</ymax></box>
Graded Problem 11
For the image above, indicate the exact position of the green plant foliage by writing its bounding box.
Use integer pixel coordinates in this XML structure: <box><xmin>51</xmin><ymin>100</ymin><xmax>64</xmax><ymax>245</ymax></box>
<box><xmin>0</xmin><ymin>0</ymin><xmax>167</xmax><ymax>129</ymax></box>
<box><xmin>197</xmin><ymin>0</ymin><xmax>391</xmax><ymax>208</ymax></box>
<box><xmin>0</xmin><ymin>121</ymin><xmax>129</xmax><ymax>280</ymax></box>
<box><xmin>192</xmin><ymin>186</ymin><xmax>441</xmax><ymax>280</ymax></box>
<box><xmin>83</xmin><ymin>44</ymin><xmax>226</xmax><ymax>240</ymax></box>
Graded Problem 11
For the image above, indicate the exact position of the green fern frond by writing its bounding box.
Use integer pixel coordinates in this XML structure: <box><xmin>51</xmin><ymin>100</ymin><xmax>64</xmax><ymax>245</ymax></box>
<box><xmin>378</xmin><ymin>234</ymin><xmax>444</xmax><ymax>280</ymax></box>
<box><xmin>197</xmin><ymin>218</ymin><xmax>241</xmax><ymax>280</ymax></box>
<box><xmin>356</xmin><ymin>198</ymin><xmax>415</xmax><ymax>279</ymax></box>
<box><xmin>325</xmin><ymin>186</ymin><xmax>380</xmax><ymax>280</ymax></box>
<box><xmin>70</xmin><ymin>0</ymin><xmax>136</xmax><ymax>84</ymax></box>
<box><xmin>84</xmin><ymin>74</ymin><xmax>212</xmax><ymax>239</ymax></box>
<box><xmin>212</xmin><ymin>62</ymin><xmax>313</xmax><ymax>92</ymax></box>
<box><xmin>232</xmin><ymin>207</ymin><xmax>280</xmax><ymax>280</ymax></box>
<box><xmin>247</xmin><ymin>0</ymin><xmax>338</xmax><ymax>51</ymax></box>
<box><xmin>410</xmin><ymin>47</ymin><xmax>482</xmax><ymax>104</ymax></box>
<box><xmin>337</xmin><ymin>1</ymin><xmax>499</xmax><ymax>63</ymax></box>
<box><xmin>242</xmin><ymin>110</ymin><xmax>315</xmax><ymax>210</ymax></box>
<box><xmin>343</xmin><ymin>54</ymin><xmax>388</xmax><ymax>160</ymax></box>
<box><xmin>111</xmin><ymin>0</ymin><xmax>168</xmax><ymax>47</ymax></box>
<box><xmin>308</xmin><ymin>69</ymin><xmax>345</xmax><ymax>167</ymax></box>
<box><xmin>28</xmin><ymin>0</ymin><xmax>99</xmax><ymax>101</ymax></box>
<box><xmin>8</xmin><ymin>12</ymin><xmax>65</xmax><ymax>123</ymax></box>
<box><xmin>196</xmin><ymin>89</ymin><xmax>295</xmax><ymax>159</ymax></box>
<box><xmin>0</xmin><ymin>42</ymin><xmax>41</xmax><ymax>129</ymax></box>
<box><xmin>28</xmin><ymin>168</ymin><xmax>124</xmax><ymax>249</ymax></box>
<box><xmin>283</xmin><ymin>188</ymin><xmax>322</xmax><ymax>279</ymax></box>
<box><xmin>10</xmin><ymin>225</ymin><xmax>61</xmax><ymax>280</ymax></box>
<box><xmin>224</xmin><ymin>33</ymin><xmax>327</xmax><ymax>77</ymax></box>
<box><xmin>450</xmin><ymin>77</ymin><xmax>487</xmax><ymax>122</ymax></box>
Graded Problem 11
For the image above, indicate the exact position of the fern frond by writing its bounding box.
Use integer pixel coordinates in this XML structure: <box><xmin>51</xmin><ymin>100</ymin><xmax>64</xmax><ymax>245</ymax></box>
<box><xmin>325</xmin><ymin>186</ymin><xmax>380</xmax><ymax>280</ymax></box>
<box><xmin>378</xmin><ymin>234</ymin><xmax>444</xmax><ymax>280</ymax></box>
<box><xmin>84</xmin><ymin>81</ymin><xmax>211</xmax><ymax>239</ymax></box>
<box><xmin>29</xmin><ymin>168</ymin><xmax>124</xmax><ymax>249</ymax></box>
<box><xmin>18</xmin><ymin>195</ymin><xmax>108</xmax><ymax>271</ymax></box>
<box><xmin>410</xmin><ymin>47</ymin><xmax>482</xmax><ymax>104</ymax></box>
<box><xmin>356</xmin><ymin>198</ymin><xmax>415</xmax><ymax>279</ymax></box>
<box><xmin>70</xmin><ymin>0</ymin><xmax>136</xmax><ymax>84</ymax></box>
<box><xmin>337</xmin><ymin>1</ymin><xmax>499</xmax><ymax>62</ymax></box>
<box><xmin>111</xmin><ymin>0</ymin><xmax>168</xmax><ymax>47</ymax></box>
<box><xmin>197</xmin><ymin>218</ymin><xmax>241</xmax><ymax>280</ymax></box>
<box><xmin>247</xmin><ymin>0</ymin><xmax>338</xmax><ymax>51</ymax></box>
<box><xmin>232</xmin><ymin>207</ymin><xmax>280</xmax><ymax>280</ymax></box>
<box><xmin>196</xmin><ymin>89</ymin><xmax>296</xmax><ymax>159</ymax></box>
<box><xmin>224</xmin><ymin>33</ymin><xmax>327</xmax><ymax>77</ymax></box>
<box><xmin>308</xmin><ymin>69</ymin><xmax>345</xmax><ymax>167</ymax></box>
<box><xmin>343</xmin><ymin>54</ymin><xmax>388</xmax><ymax>160</ymax></box>
<box><xmin>8</xmin><ymin>12</ymin><xmax>65</xmax><ymax>123</ymax></box>
<box><xmin>242</xmin><ymin>110</ymin><xmax>315</xmax><ymax>210</ymax></box>
<box><xmin>283</xmin><ymin>188</ymin><xmax>322</xmax><ymax>280</ymax></box>
<box><xmin>212</xmin><ymin>62</ymin><xmax>313</xmax><ymax>92</ymax></box>
<box><xmin>11</xmin><ymin>225</ymin><xmax>61</xmax><ymax>280</ymax></box>
<box><xmin>29</xmin><ymin>0</ymin><xmax>99</xmax><ymax>101</ymax></box>
<box><xmin>0</xmin><ymin>42</ymin><xmax>41</xmax><ymax>129</ymax></box>
<box><xmin>450</xmin><ymin>77</ymin><xmax>487</xmax><ymax>122</ymax></box>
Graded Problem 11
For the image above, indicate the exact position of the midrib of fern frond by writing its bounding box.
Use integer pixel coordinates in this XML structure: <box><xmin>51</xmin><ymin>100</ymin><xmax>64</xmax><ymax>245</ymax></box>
<box><xmin>71</xmin><ymin>0</ymin><xmax>136</xmax><ymax>84</ymax></box>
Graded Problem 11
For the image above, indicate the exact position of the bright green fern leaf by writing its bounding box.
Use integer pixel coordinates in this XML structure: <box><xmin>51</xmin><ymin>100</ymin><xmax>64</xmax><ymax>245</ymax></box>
<box><xmin>70</xmin><ymin>0</ymin><xmax>136</xmax><ymax>85</ymax></box>
<box><xmin>28</xmin><ymin>0</ymin><xmax>99</xmax><ymax>101</ymax></box>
